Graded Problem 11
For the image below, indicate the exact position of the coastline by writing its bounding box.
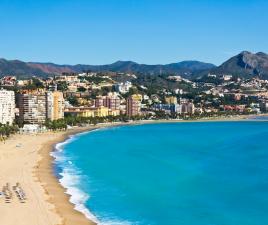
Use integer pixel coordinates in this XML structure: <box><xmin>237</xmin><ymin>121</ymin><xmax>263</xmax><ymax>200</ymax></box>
<box><xmin>36</xmin><ymin>122</ymin><xmax>132</xmax><ymax>225</ymax></box>
<box><xmin>0</xmin><ymin>115</ymin><xmax>265</xmax><ymax>225</ymax></box>
<box><xmin>36</xmin><ymin>126</ymin><xmax>99</xmax><ymax>225</ymax></box>
<box><xmin>37</xmin><ymin>116</ymin><xmax>251</xmax><ymax>224</ymax></box>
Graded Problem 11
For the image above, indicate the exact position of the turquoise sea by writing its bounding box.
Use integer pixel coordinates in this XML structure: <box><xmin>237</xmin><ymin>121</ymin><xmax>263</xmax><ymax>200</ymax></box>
<box><xmin>52</xmin><ymin>122</ymin><xmax>268</xmax><ymax>225</ymax></box>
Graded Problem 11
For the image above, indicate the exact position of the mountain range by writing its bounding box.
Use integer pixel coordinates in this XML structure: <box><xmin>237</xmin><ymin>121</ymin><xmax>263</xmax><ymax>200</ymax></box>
<box><xmin>0</xmin><ymin>59</ymin><xmax>215</xmax><ymax>79</ymax></box>
<box><xmin>1</xmin><ymin>51</ymin><xmax>268</xmax><ymax>79</ymax></box>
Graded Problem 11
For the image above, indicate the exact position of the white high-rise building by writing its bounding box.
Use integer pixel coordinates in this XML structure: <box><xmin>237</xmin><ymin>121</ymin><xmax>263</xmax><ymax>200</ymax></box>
<box><xmin>0</xmin><ymin>89</ymin><xmax>15</xmax><ymax>124</ymax></box>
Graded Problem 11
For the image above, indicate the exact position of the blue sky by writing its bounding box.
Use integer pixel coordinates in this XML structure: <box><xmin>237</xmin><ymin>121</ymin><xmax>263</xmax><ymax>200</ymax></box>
<box><xmin>0</xmin><ymin>0</ymin><xmax>267</xmax><ymax>65</ymax></box>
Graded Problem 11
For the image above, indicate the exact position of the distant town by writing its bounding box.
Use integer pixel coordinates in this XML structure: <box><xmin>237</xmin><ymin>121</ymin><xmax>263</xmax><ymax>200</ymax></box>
<box><xmin>1</xmin><ymin>70</ymin><xmax>268</xmax><ymax>136</ymax></box>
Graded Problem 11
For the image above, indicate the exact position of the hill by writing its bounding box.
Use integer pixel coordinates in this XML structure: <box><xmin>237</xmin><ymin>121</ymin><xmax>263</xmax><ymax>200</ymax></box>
<box><xmin>0</xmin><ymin>59</ymin><xmax>48</xmax><ymax>78</ymax></box>
<box><xmin>208</xmin><ymin>51</ymin><xmax>268</xmax><ymax>79</ymax></box>
<box><xmin>0</xmin><ymin>58</ymin><xmax>215</xmax><ymax>78</ymax></box>
<box><xmin>3</xmin><ymin>51</ymin><xmax>268</xmax><ymax>80</ymax></box>
<box><xmin>29</xmin><ymin>60</ymin><xmax>216</xmax><ymax>78</ymax></box>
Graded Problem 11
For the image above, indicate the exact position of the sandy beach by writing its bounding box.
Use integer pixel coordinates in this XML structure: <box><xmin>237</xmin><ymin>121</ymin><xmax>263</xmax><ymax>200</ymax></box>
<box><xmin>0</xmin><ymin>127</ymin><xmax>97</xmax><ymax>225</ymax></box>
<box><xmin>0</xmin><ymin>116</ymin><xmax>257</xmax><ymax>225</ymax></box>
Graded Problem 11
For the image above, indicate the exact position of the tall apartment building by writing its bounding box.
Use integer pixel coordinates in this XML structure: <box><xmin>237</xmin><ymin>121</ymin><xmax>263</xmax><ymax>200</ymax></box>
<box><xmin>18</xmin><ymin>91</ymin><xmax>47</xmax><ymax>124</ymax></box>
<box><xmin>181</xmin><ymin>102</ymin><xmax>195</xmax><ymax>114</ymax></box>
<box><xmin>46</xmin><ymin>91</ymin><xmax>65</xmax><ymax>121</ymax></box>
<box><xmin>103</xmin><ymin>92</ymin><xmax>120</xmax><ymax>110</ymax></box>
<box><xmin>187</xmin><ymin>103</ymin><xmax>195</xmax><ymax>114</ymax></box>
<box><xmin>0</xmin><ymin>89</ymin><xmax>15</xmax><ymax>124</ymax></box>
<box><xmin>95</xmin><ymin>93</ymin><xmax>120</xmax><ymax>110</ymax></box>
<box><xmin>126</xmin><ymin>94</ymin><xmax>141</xmax><ymax>117</ymax></box>
<box><xmin>95</xmin><ymin>96</ymin><xmax>104</xmax><ymax>108</ymax></box>
<box><xmin>18</xmin><ymin>90</ymin><xmax>65</xmax><ymax>124</ymax></box>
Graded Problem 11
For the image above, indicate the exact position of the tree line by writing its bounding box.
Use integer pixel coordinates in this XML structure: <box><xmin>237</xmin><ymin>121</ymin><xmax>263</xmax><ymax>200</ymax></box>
<box><xmin>44</xmin><ymin>114</ymin><xmax>147</xmax><ymax>131</ymax></box>
<box><xmin>0</xmin><ymin>123</ymin><xmax>19</xmax><ymax>142</ymax></box>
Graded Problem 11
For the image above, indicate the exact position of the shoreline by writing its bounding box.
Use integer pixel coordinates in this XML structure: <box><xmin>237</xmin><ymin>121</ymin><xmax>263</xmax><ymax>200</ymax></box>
<box><xmin>0</xmin><ymin>115</ymin><xmax>266</xmax><ymax>225</ymax></box>
<box><xmin>36</xmin><ymin>123</ymin><xmax>129</xmax><ymax>225</ymax></box>
<box><xmin>36</xmin><ymin>116</ymin><xmax>252</xmax><ymax>225</ymax></box>
<box><xmin>36</xmin><ymin>126</ymin><xmax>101</xmax><ymax>225</ymax></box>
<box><xmin>44</xmin><ymin>115</ymin><xmax>268</xmax><ymax>224</ymax></box>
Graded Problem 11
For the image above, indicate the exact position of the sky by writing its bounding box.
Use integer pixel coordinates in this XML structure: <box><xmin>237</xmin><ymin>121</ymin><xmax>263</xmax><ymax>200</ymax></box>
<box><xmin>0</xmin><ymin>0</ymin><xmax>267</xmax><ymax>66</ymax></box>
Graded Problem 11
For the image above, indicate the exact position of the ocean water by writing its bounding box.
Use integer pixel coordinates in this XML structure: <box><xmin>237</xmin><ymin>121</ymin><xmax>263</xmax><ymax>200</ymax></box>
<box><xmin>52</xmin><ymin>122</ymin><xmax>268</xmax><ymax>225</ymax></box>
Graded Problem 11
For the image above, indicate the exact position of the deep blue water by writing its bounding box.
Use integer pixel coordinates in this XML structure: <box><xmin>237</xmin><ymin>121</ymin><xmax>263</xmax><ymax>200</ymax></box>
<box><xmin>53</xmin><ymin>122</ymin><xmax>268</xmax><ymax>225</ymax></box>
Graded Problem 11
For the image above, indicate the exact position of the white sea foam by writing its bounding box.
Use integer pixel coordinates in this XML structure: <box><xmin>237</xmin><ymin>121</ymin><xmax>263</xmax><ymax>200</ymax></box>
<box><xmin>101</xmin><ymin>220</ymin><xmax>136</xmax><ymax>225</ymax></box>
<box><xmin>59</xmin><ymin>168</ymin><xmax>99</xmax><ymax>223</ymax></box>
<box><xmin>50</xmin><ymin>133</ymin><xmax>100</xmax><ymax>224</ymax></box>
<box><xmin>52</xmin><ymin>129</ymin><xmax>134</xmax><ymax>225</ymax></box>
<box><xmin>59</xmin><ymin>167</ymin><xmax>136</xmax><ymax>225</ymax></box>
<box><xmin>51</xmin><ymin>134</ymin><xmax>77</xmax><ymax>161</ymax></box>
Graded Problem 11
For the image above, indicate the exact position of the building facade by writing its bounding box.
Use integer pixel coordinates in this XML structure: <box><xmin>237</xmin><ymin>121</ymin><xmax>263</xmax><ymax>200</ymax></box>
<box><xmin>0</xmin><ymin>89</ymin><xmax>15</xmax><ymax>124</ymax></box>
<box><xmin>18</xmin><ymin>90</ymin><xmax>65</xmax><ymax>124</ymax></box>
<box><xmin>126</xmin><ymin>94</ymin><xmax>141</xmax><ymax>117</ymax></box>
<box><xmin>181</xmin><ymin>102</ymin><xmax>195</xmax><ymax>114</ymax></box>
<box><xmin>46</xmin><ymin>91</ymin><xmax>65</xmax><ymax>121</ymax></box>
<box><xmin>103</xmin><ymin>92</ymin><xmax>120</xmax><ymax>110</ymax></box>
<box><xmin>65</xmin><ymin>106</ymin><xmax>110</xmax><ymax>118</ymax></box>
<box><xmin>95</xmin><ymin>96</ymin><xmax>104</xmax><ymax>108</ymax></box>
<box><xmin>165</xmin><ymin>96</ymin><xmax>178</xmax><ymax>104</ymax></box>
<box><xmin>19</xmin><ymin>91</ymin><xmax>47</xmax><ymax>124</ymax></box>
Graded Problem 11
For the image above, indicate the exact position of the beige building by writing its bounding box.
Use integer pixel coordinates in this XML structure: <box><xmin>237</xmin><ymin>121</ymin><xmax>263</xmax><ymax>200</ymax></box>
<box><xmin>0</xmin><ymin>89</ymin><xmax>15</xmax><ymax>124</ymax></box>
<box><xmin>46</xmin><ymin>91</ymin><xmax>65</xmax><ymax>121</ymax></box>
<box><xmin>65</xmin><ymin>106</ymin><xmax>112</xmax><ymax>118</ymax></box>
<box><xmin>165</xmin><ymin>96</ymin><xmax>178</xmax><ymax>104</ymax></box>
